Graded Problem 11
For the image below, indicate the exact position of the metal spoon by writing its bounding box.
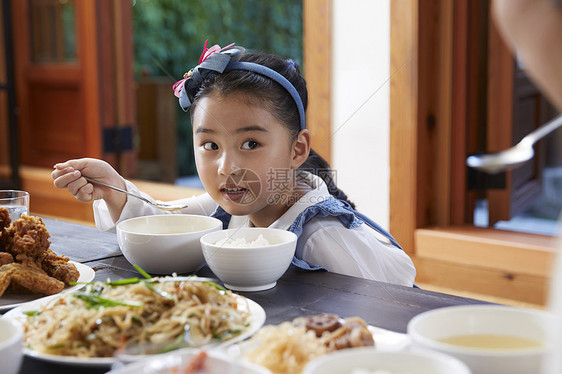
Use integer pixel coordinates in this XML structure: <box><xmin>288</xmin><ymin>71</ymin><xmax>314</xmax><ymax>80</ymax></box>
<box><xmin>466</xmin><ymin>115</ymin><xmax>562</xmax><ymax>174</ymax></box>
<box><xmin>84</xmin><ymin>177</ymin><xmax>189</xmax><ymax>211</ymax></box>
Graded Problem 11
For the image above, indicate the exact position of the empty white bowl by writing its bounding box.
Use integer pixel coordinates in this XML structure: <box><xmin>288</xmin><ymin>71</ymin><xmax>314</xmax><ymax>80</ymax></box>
<box><xmin>407</xmin><ymin>305</ymin><xmax>554</xmax><ymax>374</ymax></box>
<box><xmin>302</xmin><ymin>347</ymin><xmax>471</xmax><ymax>374</ymax></box>
<box><xmin>0</xmin><ymin>317</ymin><xmax>23</xmax><ymax>374</ymax></box>
<box><xmin>200</xmin><ymin>228</ymin><xmax>297</xmax><ymax>291</ymax></box>
<box><xmin>116</xmin><ymin>214</ymin><xmax>222</xmax><ymax>274</ymax></box>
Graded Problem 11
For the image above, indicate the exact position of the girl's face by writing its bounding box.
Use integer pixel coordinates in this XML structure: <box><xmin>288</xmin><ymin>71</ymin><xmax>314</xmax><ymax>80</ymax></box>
<box><xmin>192</xmin><ymin>92</ymin><xmax>309</xmax><ymax>227</ymax></box>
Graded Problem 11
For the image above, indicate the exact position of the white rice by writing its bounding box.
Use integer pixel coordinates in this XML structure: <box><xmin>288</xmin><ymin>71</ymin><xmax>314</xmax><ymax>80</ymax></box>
<box><xmin>215</xmin><ymin>234</ymin><xmax>271</xmax><ymax>247</ymax></box>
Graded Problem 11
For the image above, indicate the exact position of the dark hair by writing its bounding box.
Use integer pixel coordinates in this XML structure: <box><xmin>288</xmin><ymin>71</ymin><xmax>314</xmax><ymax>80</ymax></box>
<box><xmin>190</xmin><ymin>51</ymin><xmax>355</xmax><ymax>209</ymax></box>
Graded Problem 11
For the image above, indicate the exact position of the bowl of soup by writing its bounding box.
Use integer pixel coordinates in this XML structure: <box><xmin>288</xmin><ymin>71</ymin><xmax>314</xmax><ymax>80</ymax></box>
<box><xmin>407</xmin><ymin>304</ymin><xmax>554</xmax><ymax>374</ymax></box>
<box><xmin>116</xmin><ymin>214</ymin><xmax>222</xmax><ymax>274</ymax></box>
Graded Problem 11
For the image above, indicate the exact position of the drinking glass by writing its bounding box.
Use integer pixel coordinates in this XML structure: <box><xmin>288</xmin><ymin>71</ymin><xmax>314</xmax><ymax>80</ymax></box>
<box><xmin>0</xmin><ymin>190</ymin><xmax>30</xmax><ymax>222</ymax></box>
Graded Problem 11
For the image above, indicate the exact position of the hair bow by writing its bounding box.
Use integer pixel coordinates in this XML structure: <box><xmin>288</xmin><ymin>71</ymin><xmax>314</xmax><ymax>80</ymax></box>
<box><xmin>171</xmin><ymin>40</ymin><xmax>306</xmax><ymax>130</ymax></box>
<box><xmin>172</xmin><ymin>40</ymin><xmax>235</xmax><ymax>99</ymax></box>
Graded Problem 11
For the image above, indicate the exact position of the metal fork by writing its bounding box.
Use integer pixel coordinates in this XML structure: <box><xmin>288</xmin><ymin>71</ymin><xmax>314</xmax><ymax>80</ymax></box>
<box><xmin>84</xmin><ymin>177</ymin><xmax>189</xmax><ymax>211</ymax></box>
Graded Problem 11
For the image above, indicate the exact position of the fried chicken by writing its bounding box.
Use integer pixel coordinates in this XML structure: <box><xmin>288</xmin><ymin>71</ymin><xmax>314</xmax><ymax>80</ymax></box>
<box><xmin>0</xmin><ymin>208</ymin><xmax>11</xmax><ymax>251</ymax></box>
<box><xmin>2</xmin><ymin>214</ymin><xmax>51</xmax><ymax>268</ymax></box>
<box><xmin>0</xmin><ymin>207</ymin><xmax>10</xmax><ymax>231</ymax></box>
<box><xmin>0</xmin><ymin>263</ymin><xmax>64</xmax><ymax>296</ymax></box>
<box><xmin>0</xmin><ymin>208</ymin><xmax>79</xmax><ymax>297</ymax></box>
<box><xmin>0</xmin><ymin>252</ymin><xmax>14</xmax><ymax>266</ymax></box>
<box><xmin>42</xmin><ymin>248</ymin><xmax>80</xmax><ymax>285</ymax></box>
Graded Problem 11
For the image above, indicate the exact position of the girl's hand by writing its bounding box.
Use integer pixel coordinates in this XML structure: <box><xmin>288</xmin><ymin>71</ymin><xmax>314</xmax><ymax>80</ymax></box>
<box><xmin>51</xmin><ymin>158</ymin><xmax>125</xmax><ymax>203</ymax></box>
<box><xmin>52</xmin><ymin>158</ymin><xmax>128</xmax><ymax>222</ymax></box>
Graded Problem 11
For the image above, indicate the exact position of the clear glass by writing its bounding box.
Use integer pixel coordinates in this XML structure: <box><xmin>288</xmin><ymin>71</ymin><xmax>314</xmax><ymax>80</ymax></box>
<box><xmin>0</xmin><ymin>190</ymin><xmax>30</xmax><ymax>222</ymax></box>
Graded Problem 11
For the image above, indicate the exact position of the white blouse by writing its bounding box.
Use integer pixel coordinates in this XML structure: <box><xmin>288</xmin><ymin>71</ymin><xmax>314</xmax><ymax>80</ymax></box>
<box><xmin>93</xmin><ymin>174</ymin><xmax>416</xmax><ymax>287</ymax></box>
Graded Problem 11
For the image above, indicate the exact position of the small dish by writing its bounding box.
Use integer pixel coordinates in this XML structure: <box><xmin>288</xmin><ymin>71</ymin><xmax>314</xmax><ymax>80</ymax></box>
<box><xmin>0</xmin><ymin>317</ymin><xmax>24</xmax><ymax>374</ymax></box>
<box><xmin>302</xmin><ymin>347</ymin><xmax>471</xmax><ymax>374</ymax></box>
<box><xmin>107</xmin><ymin>349</ymin><xmax>272</xmax><ymax>374</ymax></box>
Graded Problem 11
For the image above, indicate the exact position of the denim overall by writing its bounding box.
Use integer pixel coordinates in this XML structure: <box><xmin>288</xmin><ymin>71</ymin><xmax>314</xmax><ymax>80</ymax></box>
<box><xmin>210</xmin><ymin>196</ymin><xmax>402</xmax><ymax>271</ymax></box>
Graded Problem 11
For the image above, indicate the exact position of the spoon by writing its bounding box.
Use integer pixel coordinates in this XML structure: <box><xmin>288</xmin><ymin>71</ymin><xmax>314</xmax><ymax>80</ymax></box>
<box><xmin>466</xmin><ymin>115</ymin><xmax>562</xmax><ymax>174</ymax></box>
<box><xmin>84</xmin><ymin>177</ymin><xmax>189</xmax><ymax>211</ymax></box>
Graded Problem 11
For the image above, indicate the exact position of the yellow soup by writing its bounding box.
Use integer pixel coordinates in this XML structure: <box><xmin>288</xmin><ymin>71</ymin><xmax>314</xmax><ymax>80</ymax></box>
<box><xmin>439</xmin><ymin>334</ymin><xmax>543</xmax><ymax>350</ymax></box>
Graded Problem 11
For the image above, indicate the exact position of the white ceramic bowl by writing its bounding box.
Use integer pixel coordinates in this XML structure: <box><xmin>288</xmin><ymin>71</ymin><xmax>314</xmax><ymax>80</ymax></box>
<box><xmin>200</xmin><ymin>228</ymin><xmax>297</xmax><ymax>292</ymax></box>
<box><xmin>407</xmin><ymin>305</ymin><xmax>554</xmax><ymax>374</ymax></box>
<box><xmin>116</xmin><ymin>214</ymin><xmax>222</xmax><ymax>274</ymax></box>
<box><xmin>302</xmin><ymin>347</ymin><xmax>471</xmax><ymax>374</ymax></box>
<box><xmin>107</xmin><ymin>348</ymin><xmax>272</xmax><ymax>374</ymax></box>
<box><xmin>0</xmin><ymin>317</ymin><xmax>23</xmax><ymax>374</ymax></box>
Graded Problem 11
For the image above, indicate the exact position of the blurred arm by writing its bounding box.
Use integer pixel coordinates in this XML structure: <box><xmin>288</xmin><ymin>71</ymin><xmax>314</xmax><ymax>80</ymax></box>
<box><xmin>493</xmin><ymin>0</ymin><xmax>562</xmax><ymax>111</ymax></box>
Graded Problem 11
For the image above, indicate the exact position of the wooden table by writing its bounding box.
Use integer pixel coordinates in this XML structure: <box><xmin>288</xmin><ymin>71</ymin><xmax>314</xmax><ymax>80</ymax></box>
<box><xmin>8</xmin><ymin>217</ymin><xmax>487</xmax><ymax>374</ymax></box>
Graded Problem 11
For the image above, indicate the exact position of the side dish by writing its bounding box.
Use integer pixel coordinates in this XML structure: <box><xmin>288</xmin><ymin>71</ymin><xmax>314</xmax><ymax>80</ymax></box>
<box><xmin>241</xmin><ymin>313</ymin><xmax>375</xmax><ymax>374</ymax></box>
<box><xmin>0</xmin><ymin>208</ymin><xmax>79</xmax><ymax>297</ymax></box>
<box><xmin>21</xmin><ymin>277</ymin><xmax>251</xmax><ymax>358</ymax></box>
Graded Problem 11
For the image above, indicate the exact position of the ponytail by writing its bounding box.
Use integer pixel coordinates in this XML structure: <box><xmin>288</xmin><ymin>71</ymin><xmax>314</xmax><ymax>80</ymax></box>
<box><xmin>299</xmin><ymin>149</ymin><xmax>356</xmax><ymax>209</ymax></box>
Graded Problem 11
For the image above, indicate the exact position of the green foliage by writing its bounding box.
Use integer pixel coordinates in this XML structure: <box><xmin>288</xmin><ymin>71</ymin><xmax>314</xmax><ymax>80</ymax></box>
<box><xmin>132</xmin><ymin>0</ymin><xmax>303</xmax><ymax>176</ymax></box>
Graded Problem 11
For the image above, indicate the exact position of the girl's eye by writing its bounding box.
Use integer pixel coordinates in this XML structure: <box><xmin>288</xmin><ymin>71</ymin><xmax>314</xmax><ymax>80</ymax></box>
<box><xmin>203</xmin><ymin>142</ymin><xmax>218</xmax><ymax>150</ymax></box>
<box><xmin>241</xmin><ymin>140</ymin><xmax>259</xmax><ymax>150</ymax></box>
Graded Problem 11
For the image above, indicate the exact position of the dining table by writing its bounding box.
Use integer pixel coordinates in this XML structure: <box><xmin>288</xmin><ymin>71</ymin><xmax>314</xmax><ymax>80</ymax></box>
<box><xmin>4</xmin><ymin>216</ymin><xmax>489</xmax><ymax>374</ymax></box>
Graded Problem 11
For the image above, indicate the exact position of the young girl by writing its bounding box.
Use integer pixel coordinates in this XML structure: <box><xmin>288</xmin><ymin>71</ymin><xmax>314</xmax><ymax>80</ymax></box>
<box><xmin>52</xmin><ymin>41</ymin><xmax>416</xmax><ymax>286</ymax></box>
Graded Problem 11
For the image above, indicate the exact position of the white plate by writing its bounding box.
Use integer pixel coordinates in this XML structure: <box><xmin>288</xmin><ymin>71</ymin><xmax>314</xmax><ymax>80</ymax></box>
<box><xmin>3</xmin><ymin>293</ymin><xmax>265</xmax><ymax>368</ymax></box>
<box><xmin>107</xmin><ymin>349</ymin><xmax>273</xmax><ymax>374</ymax></box>
<box><xmin>367</xmin><ymin>325</ymin><xmax>411</xmax><ymax>351</ymax></box>
<box><xmin>0</xmin><ymin>261</ymin><xmax>95</xmax><ymax>312</ymax></box>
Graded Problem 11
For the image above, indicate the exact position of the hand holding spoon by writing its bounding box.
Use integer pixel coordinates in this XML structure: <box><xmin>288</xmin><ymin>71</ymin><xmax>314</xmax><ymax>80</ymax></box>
<box><xmin>84</xmin><ymin>177</ymin><xmax>189</xmax><ymax>211</ymax></box>
<box><xmin>466</xmin><ymin>115</ymin><xmax>562</xmax><ymax>174</ymax></box>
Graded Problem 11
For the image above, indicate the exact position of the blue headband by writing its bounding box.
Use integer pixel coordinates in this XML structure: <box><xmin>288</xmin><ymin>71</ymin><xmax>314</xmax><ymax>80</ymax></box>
<box><xmin>175</xmin><ymin>48</ymin><xmax>306</xmax><ymax>130</ymax></box>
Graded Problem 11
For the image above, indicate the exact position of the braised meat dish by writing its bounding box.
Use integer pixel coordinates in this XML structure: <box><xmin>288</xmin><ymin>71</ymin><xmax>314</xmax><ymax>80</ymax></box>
<box><xmin>0</xmin><ymin>208</ymin><xmax>79</xmax><ymax>297</ymax></box>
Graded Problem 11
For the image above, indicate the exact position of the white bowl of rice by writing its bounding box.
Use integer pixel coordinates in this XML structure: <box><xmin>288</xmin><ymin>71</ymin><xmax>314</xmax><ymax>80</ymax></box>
<box><xmin>200</xmin><ymin>228</ymin><xmax>297</xmax><ymax>292</ymax></box>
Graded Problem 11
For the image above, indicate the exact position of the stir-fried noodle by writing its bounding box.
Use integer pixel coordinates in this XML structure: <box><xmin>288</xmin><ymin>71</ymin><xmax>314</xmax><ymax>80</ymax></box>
<box><xmin>22</xmin><ymin>278</ymin><xmax>250</xmax><ymax>357</ymax></box>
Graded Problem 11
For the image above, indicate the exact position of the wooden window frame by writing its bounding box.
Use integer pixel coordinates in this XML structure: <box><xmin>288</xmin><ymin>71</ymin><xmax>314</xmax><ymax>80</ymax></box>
<box><xmin>389</xmin><ymin>0</ymin><xmax>556</xmax><ymax>305</ymax></box>
<box><xmin>303</xmin><ymin>0</ymin><xmax>331</xmax><ymax>162</ymax></box>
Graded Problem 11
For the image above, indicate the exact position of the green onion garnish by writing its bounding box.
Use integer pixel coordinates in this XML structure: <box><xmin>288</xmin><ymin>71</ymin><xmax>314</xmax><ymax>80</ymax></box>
<box><xmin>107</xmin><ymin>277</ymin><xmax>141</xmax><ymax>286</ymax></box>
<box><xmin>134</xmin><ymin>264</ymin><xmax>152</xmax><ymax>279</ymax></box>
<box><xmin>47</xmin><ymin>344</ymin><xmax>66</xmax><ymax>349</ymax></box>
<box><xmin>144</xmin><ymin>281</ymin><xmax>174</xmax><ymax>300</ymax></box>
<box><xmin>73</xmin><ymin>292</ymin><xmax>143</xmax><ymax>309</ymax></box>
<box><xmin>211</xmin><ymin>329</ymin><xmax>241</xmax><ymax>340</ymax></box>
<box><xmin>202</xmin><ymin>281</ymin><xmax>227</xmax><ymax>292</ymax></box>
<box><xmin>23</xmin><ymin>310</ymin><xmax>41</xmax><ymax>317</ymax></box>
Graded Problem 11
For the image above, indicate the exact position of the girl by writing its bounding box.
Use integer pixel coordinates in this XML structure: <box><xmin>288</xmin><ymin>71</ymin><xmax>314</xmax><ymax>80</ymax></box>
<box><xmin>52</xmin><ymin>42</ymin><xmax>416</xmax><ymax>286</ymax></box>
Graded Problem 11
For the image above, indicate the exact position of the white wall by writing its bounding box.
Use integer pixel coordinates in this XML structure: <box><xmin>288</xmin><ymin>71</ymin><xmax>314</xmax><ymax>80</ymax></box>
<box><xmin>331</xmin><ymin>0</ymin><xmax>391</xmax><ymax>229</ymax></box>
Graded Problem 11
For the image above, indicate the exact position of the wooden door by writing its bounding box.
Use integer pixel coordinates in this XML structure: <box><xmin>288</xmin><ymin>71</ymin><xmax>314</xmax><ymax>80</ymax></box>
<box><xmin>11</xmin><ymin>0</ymin><xmax>135</xmax><ymax>175</ymax></box>
<box><xmin>0</xmin><ymin>0</ymin><xmax>20</xmax><ymax>188</ymax></box>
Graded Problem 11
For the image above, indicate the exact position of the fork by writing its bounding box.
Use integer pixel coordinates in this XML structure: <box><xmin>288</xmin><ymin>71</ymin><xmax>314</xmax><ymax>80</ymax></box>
<box><xmin>84</xmin><ymin>177</ymin><xmax>189</xmax><ymax>211</ymax></box>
